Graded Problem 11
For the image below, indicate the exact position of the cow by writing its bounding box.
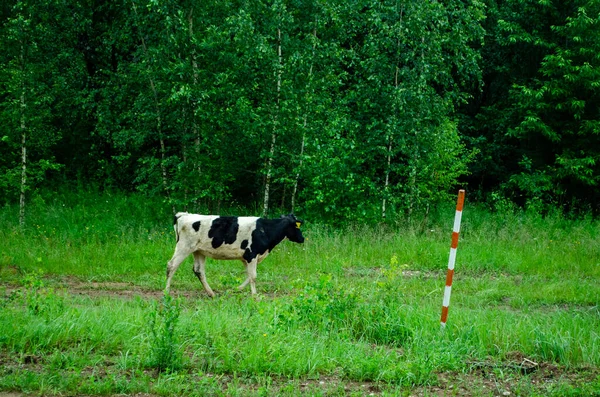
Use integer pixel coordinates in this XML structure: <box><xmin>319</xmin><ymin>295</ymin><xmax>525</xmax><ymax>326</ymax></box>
<box><xmin>165</xmin><ymin>212</ymin><xmax>305</xmax><ymax>296</ymax></box>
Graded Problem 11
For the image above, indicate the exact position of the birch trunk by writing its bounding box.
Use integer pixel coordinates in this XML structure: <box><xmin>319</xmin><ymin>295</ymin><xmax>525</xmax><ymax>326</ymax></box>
<box><xmin>19</xmin><ymin>77</ymin><xmax>27</xmax><ymax>227</ymax></box>
<box><xmin>382</xmin><ymin>133</ymin><xmax>393</xmax><ymax>219</ymax></box>
<box><xmin>262</xmin><ymin>118</ymin><xmax>277</xmax><ymax>217</ymax></box>
<box><xmin>291</xmin><ymin>26</ymin><xmax>317</xmax><ymax>213</ymax></box>
<box><xmin>188</xmin><ymin>7</ymin><xmax>202</xmax><ymax>205</ymax></box>
<box><xmin>383</xmin><ymin>7</ymin><xmax>403</xmax><ymax>220</ymax></box>
<box><xmin>262</xmin><ymin>25</ymin><xmax>282</xmax><ymax>217</ymax></box>
<box><xmin>382</xmin><ymin>66</ymin><xmax>400</xmax><ymax>220</ymax></box>
<box><xmin>19</xmin><ymin>30</ymin><xmax>27</xmax><ymax>227</ymax></box>
<box><xmin>290</xmin><ymin>120</ymin><xmax>305</xmax><ymax>213</ymax></box>
<box><xmin>149</xmin><ymin>70</ymin><xmax>172</xmax><ymax>213</ymax></box>
<box><xmin>407</xmin><ymin>36</ymin><xmax>425</xmax><ymax>224</ymax></box>
<box><xmin>131</xmin><ymin>0</ymin><xmax>172</xmax><ymax>212</ymax></box>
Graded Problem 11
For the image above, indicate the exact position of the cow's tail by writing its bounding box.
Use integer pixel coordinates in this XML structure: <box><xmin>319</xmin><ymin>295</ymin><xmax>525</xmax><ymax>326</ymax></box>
<box><xmin>173</xmin><ymin>212</ymin><xmax>187</xmax><ymax>243</ymax></box>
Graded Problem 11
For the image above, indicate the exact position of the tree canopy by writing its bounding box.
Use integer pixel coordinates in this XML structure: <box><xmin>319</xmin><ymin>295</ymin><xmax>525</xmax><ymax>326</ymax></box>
<box><xmin>1</xmin><ymin>0</ymin><xmax>599</xmax><ymax>224</ymax></box>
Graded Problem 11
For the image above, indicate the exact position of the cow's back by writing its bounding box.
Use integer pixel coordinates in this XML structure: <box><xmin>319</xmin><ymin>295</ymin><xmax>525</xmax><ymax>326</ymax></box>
<box><xmin>177</xmin><ymin>214</ymin><xmax>259</xmax><ymax>260</ymax></box>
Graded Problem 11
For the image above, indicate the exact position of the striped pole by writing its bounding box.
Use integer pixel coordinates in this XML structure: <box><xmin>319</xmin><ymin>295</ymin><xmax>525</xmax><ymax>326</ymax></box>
<box><xmin>441</xmin><ymin>189</ymin><xmax>465</xmax><ymax>330</ymax></box>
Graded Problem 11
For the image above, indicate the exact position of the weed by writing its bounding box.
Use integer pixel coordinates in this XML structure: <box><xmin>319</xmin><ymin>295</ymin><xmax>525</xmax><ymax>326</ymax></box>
<box><xmin>20</xmin><ymin>269</ymin><xmax>47</xmax><ymax>314</ymax></box>
<box><xmin>279</xmin><ymin>274</ymin><xmax>357</xmax><ymax>330</ymax></box>
<box><xmin>147</xmin><ymin>290</ymin><xmax>183</xmax><ymax>373</ymax></box>
<box><xmin>7</xmin><ymin>269</ymin><xmax>64</xmax><ymax>316</ymax></box>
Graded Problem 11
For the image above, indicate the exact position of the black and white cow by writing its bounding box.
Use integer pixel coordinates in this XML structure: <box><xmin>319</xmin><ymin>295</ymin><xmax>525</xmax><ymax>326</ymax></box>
<box><xmin>165</xmin><ymin>212</ymin><xmax>305</xmax><ymax>296</ymax></box>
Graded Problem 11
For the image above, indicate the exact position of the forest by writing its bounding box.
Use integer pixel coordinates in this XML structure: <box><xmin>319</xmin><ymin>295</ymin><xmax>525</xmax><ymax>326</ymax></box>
<box><xmin>1</xmin><ymin>0</ymin><xmax>599</xmax><ymax>224</ymax></box>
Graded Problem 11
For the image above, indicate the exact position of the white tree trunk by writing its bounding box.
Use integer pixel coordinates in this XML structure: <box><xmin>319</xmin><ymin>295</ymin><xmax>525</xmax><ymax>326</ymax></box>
<box><xmin>188</xmin><ymin>7</ymin><xmax>202</xmax><ymax>205</ymax></box>
<box><xmin>263</xmin><ymin>26</ymin><xmax>282</xmax><ymax>217</ymax></box>
<box><xmin>132</xmin><ymin>0</ymin><xmax>172</xmax><ymax>212</ymax></box>
<box><xmin>291</xmin><ymin>26</ymin><xmax>317</xmax><ymax>213</ymax></box>
<box><xmin>382</xmin><ymin>134</ymin><xmax>392</xmax><ymax>219</ymax></box>
<box><xmin>383</xmin><ymin>8</ymin><xmax>403</xmax><ymax>220</ymax></box>
<box><xmin>19</xmin><ymin>33</ymin><xmax>27</xmax><ymax>227</ymax></box>
<box><xmin>408</xmin><ymin>36</ymin><xmax>426</xmax><ymax>223</ymax></box>
<box><xmin>19</xmin><ymin>83</ymin><xmax>27</xmax><ymax>227</ymax></box>
<box><xmin>290</xmin><ymin>119</ymin><xmax>306</xmax><ymax>213</ymax></box>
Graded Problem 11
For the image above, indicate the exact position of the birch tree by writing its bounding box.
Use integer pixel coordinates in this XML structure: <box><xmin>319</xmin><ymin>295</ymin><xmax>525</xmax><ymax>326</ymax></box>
<box><xmin>291</xmin><ymin>24</ymin><xmax>318</xmax><ymax>213</ymax></box>
<box><xmin>0</xmin><ymin>0</ymin><xmax>64</xmax><ymax>225</ymax></box>
<box><xmin>262</xmin><ymin>16</ymin><xmax>283</xmax><ymax>217</ymax></box>
<box><xmin>130</xmin><ymin>0</ymin><xmax>172</xmax><ymax>211</ymax></box>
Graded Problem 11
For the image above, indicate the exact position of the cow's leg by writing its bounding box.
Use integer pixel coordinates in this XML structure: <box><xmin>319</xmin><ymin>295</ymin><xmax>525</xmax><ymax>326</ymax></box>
<box><xmin>238</xmin><ymin>259</ymin><xmax>258</xmax><ymax>295</ymax></box>
<box><xmin>193</xmin><ymin>252</ymin><xmax>215</xmax><ymax>298</ymax></box>
<box><xmin>166</xmin><ymin>245</ymin><xmax>190</xmax><ymax>291</ymax></box>
<box><xmin>238</xmin><ymin>260</ymin><xmax>250</xmax><ymax>290</ymax></box>
<box><xmin>248</xmin><ymin>259</ymin><xmax>258</xmax><ymax>295</ymax></box>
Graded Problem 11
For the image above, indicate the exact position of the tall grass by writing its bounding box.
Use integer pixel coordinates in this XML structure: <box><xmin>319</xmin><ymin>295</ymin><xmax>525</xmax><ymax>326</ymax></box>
<box><xmin>1</xmin><ymin>189</ymin><xmax>599</xmax><ymax>395</ymax></box>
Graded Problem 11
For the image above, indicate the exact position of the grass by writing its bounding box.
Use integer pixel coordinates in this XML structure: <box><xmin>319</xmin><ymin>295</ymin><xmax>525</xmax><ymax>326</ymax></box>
<box><xmin>0</xmin><ymin>189</ymin><xmax>599</xmax><ymax>396</ymax></box>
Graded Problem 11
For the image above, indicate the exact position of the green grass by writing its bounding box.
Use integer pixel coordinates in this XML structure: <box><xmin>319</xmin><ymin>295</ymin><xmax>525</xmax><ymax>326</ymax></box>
<box><xmin>1</xmin><ymin>189</ymin><xmax>599</xmax><ymax>396</ymax></box>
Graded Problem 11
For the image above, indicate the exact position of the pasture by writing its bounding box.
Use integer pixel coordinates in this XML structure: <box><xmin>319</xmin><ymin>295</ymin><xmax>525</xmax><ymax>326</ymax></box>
<box><xmin>1</xmin><ymin>191</ymin><xmax>599</xmax><ymax>396</ymax></box>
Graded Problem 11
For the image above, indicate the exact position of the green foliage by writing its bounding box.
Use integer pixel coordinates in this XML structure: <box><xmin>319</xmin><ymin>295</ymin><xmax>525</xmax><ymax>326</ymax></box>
<box><xmin>462</xmin><ymin>0</ymin><xmax>600</xmax><ymax>213</ymax></box>
<box><xmin>508</xmin><ymin>1</ymin><xmax>600</xmax><ymax>209</ymax></box>
<box><xmin>1</xmin><ymin>0</ymin><xmax>599</xmax><ymax>218</ymax></box>
<box><xmin>0</xmin><ymin>0</ymin><xmax>69</xmax><ymax>205</ymax></box>
<box><xmin>0</xmin><ymin>0</ymin><xmax>491</xmax><ymax>222</ymax></box>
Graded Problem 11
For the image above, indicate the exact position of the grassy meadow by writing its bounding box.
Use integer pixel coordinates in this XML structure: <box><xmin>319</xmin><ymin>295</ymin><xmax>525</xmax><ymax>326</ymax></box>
<box><xmin>1</xmin><ymin>190</ymin><xmax>599</xmax><ymax>396</ymax></box>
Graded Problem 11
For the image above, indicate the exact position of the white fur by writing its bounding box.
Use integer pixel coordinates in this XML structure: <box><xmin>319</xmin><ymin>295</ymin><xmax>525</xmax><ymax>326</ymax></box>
<box><xmin>166</xmin><ymin>214</ymin><xmax>266</xmax><ymax>296</ymax></box>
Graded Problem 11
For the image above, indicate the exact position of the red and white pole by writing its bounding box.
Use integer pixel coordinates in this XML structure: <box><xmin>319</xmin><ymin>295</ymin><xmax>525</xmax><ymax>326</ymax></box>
<box><xmin>441</xmin><ymin>189</ymin><xmax>465</xmax><ymax>330</ymax></box>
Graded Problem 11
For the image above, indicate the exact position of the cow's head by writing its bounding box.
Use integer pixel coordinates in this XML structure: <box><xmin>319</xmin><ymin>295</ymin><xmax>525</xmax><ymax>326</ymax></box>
<box><xmin>282</xmin><ymin>214</ymin><xmax>305</xmax><ymax>243</ymax></box>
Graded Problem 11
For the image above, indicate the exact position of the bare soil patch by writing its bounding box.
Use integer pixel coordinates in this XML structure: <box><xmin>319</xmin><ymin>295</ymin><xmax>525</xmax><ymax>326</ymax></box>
<box><xmin>65</xmin><ymin>279</ymin><xmax>164</xmax><ymax>299</ymax></box>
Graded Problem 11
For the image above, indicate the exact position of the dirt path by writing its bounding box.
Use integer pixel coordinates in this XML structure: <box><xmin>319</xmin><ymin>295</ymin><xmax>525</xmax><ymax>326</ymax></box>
<box><xmin>65</xmin><ymin>280</ymin><xmax>165</xmax><ymax>299</ymax></box>
<box><xmin>3</xmin><ymin>276</ymin><xmax>200</xmax><ymax>300</ymax></box>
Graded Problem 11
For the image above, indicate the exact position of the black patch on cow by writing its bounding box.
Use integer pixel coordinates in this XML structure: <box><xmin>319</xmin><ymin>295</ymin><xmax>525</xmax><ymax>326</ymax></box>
<box><xmin>192</xmin><ymin>221</ymin><xmax>201</xmax><ymax>232</ymax></box>
<box><xmin>243</xmin><ymin>217</ymin><xmax>304</xmax><ymax>263</ymax></box>
<box><xmin>243</xmin><ymin>248</ymin><xmax>256</xmax><ymax>263</ymax></box>
<box><xmin>173</xmin><ymin>213</ymin><xmax>183</xmax><ymax>242</ymax></box>
<box><xmin>241</xmin><ymin>239</ymin><xmax>249</xmax><ymax>250</ymax></box>
<box><xmin>208</xmin><ymin>217</ymin><xmax>239</xmax><ymax>249</ymax></box>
